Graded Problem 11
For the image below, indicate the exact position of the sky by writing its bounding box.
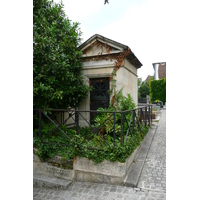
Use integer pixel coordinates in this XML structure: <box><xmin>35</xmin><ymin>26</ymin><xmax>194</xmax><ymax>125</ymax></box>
<box><xmin>53</xmin><ymin>0</ymin><xmax>199</xmax><ymax>82</ymax></box>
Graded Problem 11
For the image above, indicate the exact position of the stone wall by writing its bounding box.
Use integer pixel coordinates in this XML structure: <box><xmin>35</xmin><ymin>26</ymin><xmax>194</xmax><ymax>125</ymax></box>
<box><xmin>73</xmin><ymin>145</ymin><xmax>140</xmax><ymax>185</ymax></box>
<box><xmin>33</xmin><ymin>142</ymin><xmax>142</xmax><ymax>185</ymax></box>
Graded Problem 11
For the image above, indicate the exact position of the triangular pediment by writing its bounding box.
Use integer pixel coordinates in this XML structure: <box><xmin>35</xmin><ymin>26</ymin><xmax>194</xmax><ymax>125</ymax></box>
<box><xmin>78</xmin><ymin>34</ymin><xmax>143</xmax><ymax>68</ymax></box>
<box><xmin>79</xmin><ymin>34</ymin><xmax>128</xmax><ymax>57</ymax></box>
<box><xmin>82</xmin><ymin>40</ymin><xmax>121</xmax><ymax>57</ymax></box>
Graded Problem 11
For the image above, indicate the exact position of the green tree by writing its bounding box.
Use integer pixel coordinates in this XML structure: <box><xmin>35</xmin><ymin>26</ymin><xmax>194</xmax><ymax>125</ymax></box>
<box><xmin>33</xmin><ymin>0</ymin><xmax>89</xmax><ymax>109</ymax></box>
<box><xmin>138</xmin><ymin>82</ymin><xmax>150</xmax><ymax>98</ymax></box>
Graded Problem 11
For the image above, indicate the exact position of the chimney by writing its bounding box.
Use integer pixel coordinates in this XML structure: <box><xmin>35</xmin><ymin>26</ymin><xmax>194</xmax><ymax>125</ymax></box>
<box><xmin>152</xmin><ymin>63</ymin><xmax>159</xmax><ymax>80</ymax></box>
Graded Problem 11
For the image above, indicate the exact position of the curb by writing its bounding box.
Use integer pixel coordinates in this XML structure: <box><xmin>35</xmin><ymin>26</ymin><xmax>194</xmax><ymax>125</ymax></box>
<box><xmin>124</xmin><ymin>123</ymin><xmax>158</xmax><ymax>187</ymax></box>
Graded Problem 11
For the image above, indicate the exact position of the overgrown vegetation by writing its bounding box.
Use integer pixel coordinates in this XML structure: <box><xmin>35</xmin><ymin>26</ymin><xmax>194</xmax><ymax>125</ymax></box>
<box><xmin>33</xmin><ymin>92</ymin><xmax>150</xmax><ymax>164</ymax></box>
<box><xmin>150</xmin><ymin>78</ymin><xmax>166</xmax><ymax>104</ymax></box>
<box><xmin>71</xmin><ymin>125</ymin><xmax>149</xmax><ymax>164</ymax></box>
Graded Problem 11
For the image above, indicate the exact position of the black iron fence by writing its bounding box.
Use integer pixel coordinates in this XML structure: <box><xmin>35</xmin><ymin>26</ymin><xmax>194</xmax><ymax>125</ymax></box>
<box><xmin>33</xmin><ymin>105</ymin><xmax>152</xmax><ymax>148</ymax></box>
<box><xmin>33</xmin><ymin>109</ymin><xmax>76</xmax><ymax>144</ymax></box>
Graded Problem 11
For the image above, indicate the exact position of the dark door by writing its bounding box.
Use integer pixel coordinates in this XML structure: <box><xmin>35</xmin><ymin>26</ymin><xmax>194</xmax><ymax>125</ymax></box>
<box><xmin>90</xmin><ymin>78</ymin><xmax>110</xmax><ymax>123</ymax></box>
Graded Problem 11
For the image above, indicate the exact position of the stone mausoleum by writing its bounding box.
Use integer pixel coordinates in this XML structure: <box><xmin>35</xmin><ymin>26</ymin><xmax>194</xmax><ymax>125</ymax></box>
<box><xmin>77</xmin><ymin>34</ymin><xmax>142</xmax><ymax>124</ymax></box>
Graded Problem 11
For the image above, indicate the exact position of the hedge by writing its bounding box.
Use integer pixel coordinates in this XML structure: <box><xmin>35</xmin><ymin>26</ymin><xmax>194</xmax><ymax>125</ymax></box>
<box><xmin>150</xmin><ymin>78</ymin><xmax>166</xmax><ymax>104</ymax></box>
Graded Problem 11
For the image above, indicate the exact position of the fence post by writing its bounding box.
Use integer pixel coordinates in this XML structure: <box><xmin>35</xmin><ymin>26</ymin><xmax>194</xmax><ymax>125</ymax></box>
<box><xmin>140</xmin><ymin>108</ymin><xmax>143</xmax><ymax>124</ymax></box>
<box><xmin>113</xmin><ymin>113</ymin><xmax>116</xmax><ymax>146</ymax></box>
<box><xmin>121</xmin><ymin>112</ymin><xmax>124</xmax><ymax>146</ymax></box>
<box><xmin>60</xmin><ymin>111</ymin><xmax>63</xmax><ymax>124</ymax></box>
<box><xmin>136</xmin><ymin>109</ymin><xmax>140</xmax><ymax>130</ymax></box>
<box><xmin>132</xmin><ymin>110</ymin><xmax>135</xmax><ymax>136</ymax></box>
<box><xmin>62</xmin><ymin>111</ymin><xmax>64</xmax><ymax>124</ymax></box>
<box><xmin>145</xmin><ymin>106</ymin><xmax>147</xmax><ymax>127</ymax></box>
<box><xmin>75</xmin><ymin>111</ymin><xmax>79</xmax><ymax>135</ymax></box>
<box><xmin>148</xmin><ymin>105</ymin><xmax>150</xmax><ymax>126</ymax></box>
<box><xmin>39</xmin><ymin>110</ymin><xmax>42</xmax><ymax>140</ymax></box>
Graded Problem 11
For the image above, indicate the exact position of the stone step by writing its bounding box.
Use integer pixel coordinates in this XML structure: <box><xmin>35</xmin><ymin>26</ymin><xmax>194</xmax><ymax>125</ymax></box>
<box><xmin>34</xmin><ymin>156</ymin><xmax>74</xmax><ymax>180</ymax></box>
<box><xmin>124</xmin><ymin>125</ymin><xmax>157</xmax><ymax>187</ymax></box>
<box><xmin>33</xmin><ymin>174</ymin><xmax>72</xmax><ymax>190</ymax></box>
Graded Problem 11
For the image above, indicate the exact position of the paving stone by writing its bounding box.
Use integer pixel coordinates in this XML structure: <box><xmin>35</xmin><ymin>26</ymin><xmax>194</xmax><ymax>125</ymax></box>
<box><xmin>86</xmin><ymin>185</ymin><xmax>92</xmax><ymax>189</ymax></box>
<box><xmin>110</xmin><ymin>187</ymin><xmax>116</xmax><ymax>192</ymax></box>
<box><xmin>94</xmin><ymin>190</ymin><xmax>102</xmax><ymax>195</ymax></box>
<box><xmin>82</xmin><ymin>194</ymin><xmax>89</xmax><ymax>199</ymax></box>
<box><xmin>117</xmin><ymin>193</ymin><xmax>123</xmax><ymax>198</ymax></box>
<box><xmin>71</xmin><ymin>192</ymin><xmax>78</xmax><ymax>197</ymax></box>
<box><xmin>116</xmin><ymin>187</ymin><xmax>123</xmax><ymax>193</ymax></box>
<box><xmin>125</xmin><ymin>187</ymin><xmax>132</xmax><ymax>193</ymax></box>
<box><xmin>132</xmin><ymin>198</ymin><xmax>139</xmax><ymax>200</ymax></box>
<box><xmin>54</xmin><ymin>191</ymin><xmax>60</xmax><ymax>195</ymax></box>
<box><xmin>82</xmin><ymin>189</ymin><xmax>90</xmax><ymax>194</ymax></box>
<box><xmin>33</xmin><ymin>193</ymin><xmax>39</xmax><ymax>197</ymax></box>
<box><xmin>52</xmin><ymin>196</ymin><xmax>60</xmax><ymax>200</ymax></box>
<box><xmin>102</xmin><ymin>191</ymin><xmax>109</xmax><ymax>197</ymax></box>
<box><xmin>46</xmin><ymin>194</ymin><xmax>53</xmax><ymax>199</ymax></box>
<box><xmin>109</xmin><ymin>193</ymin><xmax>118</xmax><ymax>198</ymax></box>
<box><xmin>103</xmin><ymin>186</ymin><xmax>110</xmax><ymax>191</ymax></box>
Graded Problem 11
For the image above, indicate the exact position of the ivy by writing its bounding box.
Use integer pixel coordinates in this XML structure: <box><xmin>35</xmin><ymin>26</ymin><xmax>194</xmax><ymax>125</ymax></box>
<box><xmin>34</xmin><ymin>123</ymin><xmax>149</xmax><ymax>164</ymax></box>
<box><xmin>69</xmin><ymin>127</ymin><xmax>149</xmax><ymax>165</ymax></box>
<box><xmin>150</xmin><ymin>78</ymin><xmax>166</xmax><ymax>104</ymax></box>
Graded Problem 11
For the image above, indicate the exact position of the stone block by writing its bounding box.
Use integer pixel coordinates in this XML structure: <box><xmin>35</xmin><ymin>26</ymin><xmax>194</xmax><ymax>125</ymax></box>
<box><xmin>73</xmin><ymin>145</ymin><xmax>140</xmax><ymax>184</ymax></box>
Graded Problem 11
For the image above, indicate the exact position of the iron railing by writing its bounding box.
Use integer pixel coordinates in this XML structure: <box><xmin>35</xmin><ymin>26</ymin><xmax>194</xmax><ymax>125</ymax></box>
<box><xmin>33</xmin><ymin>105</ymin><xmax>152</xmax><ymax>147</ymax></box>
<box><xmin>33</xmin><ymin>109</ymin><xmax>76</xmax><ymax>145</ymax></box>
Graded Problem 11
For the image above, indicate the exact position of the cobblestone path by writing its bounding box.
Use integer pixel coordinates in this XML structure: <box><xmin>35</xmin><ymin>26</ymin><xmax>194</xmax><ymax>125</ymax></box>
<box><xmin>137</xmin><ymin>110</ymin><xmax>166</xmax><ymax>192</ymax></box>
<box><xmin>33</xmin><ymin>181</ymin><xmax>165</xmax><ymax>200</ymax></box>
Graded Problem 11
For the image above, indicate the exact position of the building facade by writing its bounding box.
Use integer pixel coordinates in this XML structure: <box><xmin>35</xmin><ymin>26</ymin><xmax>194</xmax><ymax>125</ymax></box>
<box><xmin>77</xmin><ymin>34</ymin><xmax>142</xmax><ymax>124</ymax></box>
